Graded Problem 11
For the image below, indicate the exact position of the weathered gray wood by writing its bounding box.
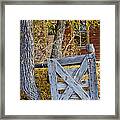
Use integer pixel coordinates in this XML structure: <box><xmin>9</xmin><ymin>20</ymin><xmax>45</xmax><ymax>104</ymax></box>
<box><xmin>55</xmin><ymin>59</ymin><xmax>90</xmax><ymax>100</ymax></box>
<box><xmin>48</xmin><ymin>53</ymin><xmax>97</xmax><ymax>100</ymax></box>
<box><xmin>66</xmin><ymin>68</ymin><xmax>79</xmax><ymax>76</ymax></box>
<box><xmin>87</xmin><ymin>54</ymin><xmax>98</xmax><ymax>100</ymax></box>
<box><xmin>86</xmin><ymin>44</ymin><xmax>95</xmax><ymax>53</ymax></box>
<box><xmin>57</xmin><ymin>55</ymin><xmax>86</xmax><ymax>66</ymax></box>
<box><xmin>48</xmin><ymin>59</ymin><xmax>58</xmax><ymax>100</ymax></box>
<box><xmin>57</xmin><ymin>68</ymin><xmax>79</xmax><ymax>99</ymax></box>
<box><xmin>57</xmin><ymin>82</ymin><xmax>67</xmax><ymax>90</ymax></box>
<box><xmin>59</xmin><ymin>56</ymin><xmax>89</xmax><ymax>100</ymax></box>
<box><xmin>57</xmin><ymin>80</ymin><xmax>89</xmax><ymax>90</ymax></box>
<box><xmin>35</xmin><ymin>54</ymin><xmax>93</xmax><ymax>68</ymax></box>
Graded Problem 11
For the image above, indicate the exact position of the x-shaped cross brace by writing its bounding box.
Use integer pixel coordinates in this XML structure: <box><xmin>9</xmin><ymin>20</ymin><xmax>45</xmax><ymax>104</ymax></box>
<box><xmin>48</xmin><ymin>56</ymin><xmax>90</xmax><ymax>100</ymax></box>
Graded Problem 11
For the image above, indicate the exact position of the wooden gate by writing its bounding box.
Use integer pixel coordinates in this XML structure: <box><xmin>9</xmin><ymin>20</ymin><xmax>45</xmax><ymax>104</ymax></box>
<box><xmin>48</xmin><ymin>52</ymin><xmax>98</xmax><ymax>100</ymax></box>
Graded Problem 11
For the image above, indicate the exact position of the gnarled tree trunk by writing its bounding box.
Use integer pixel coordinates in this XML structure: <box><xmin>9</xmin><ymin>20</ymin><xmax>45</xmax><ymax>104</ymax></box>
<box><xmin>20</xmin><ymin>20</ymin><xmax>40</xmax><ymax>100</ymax></box>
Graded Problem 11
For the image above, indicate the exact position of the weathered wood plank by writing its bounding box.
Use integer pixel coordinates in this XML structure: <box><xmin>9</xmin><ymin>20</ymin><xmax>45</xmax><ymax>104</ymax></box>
<box><xmin>57</xmin><ymin>82</ymin><xmax>67</xmax><ymax>90</ymax></box>
<box><xmin>59</xmin><ymin>56</ymin><xmax>89</xmax><ymax>100</ymax></box>
<box><xmin>55</xmin><ymin>59</ymin><xmax>90</xmax><ymax>100</ymax></box>
<box><xmin>48</xmin><ymin>59</ymin><xmax>58</xmax><ymax>100</ymax></box>
<box><xmin>57</xmin><ymin>55</ymin><xmax>85</xmax><ymax>66</ymax></box>
<box><xmin>35</xmin><ymin>54</ymin><xmax>94</xmax><ymax>68</ymax></box>
<box><xmin>57</xmin><ymin>68</ymin><xmax>78</xmax><ymax>99</ymax></box>
<box><xmin>87</xmin><ymin>54</ymin><xmax>98</xmax><ymax>100</ymax></box>
<box><xmin>57</xmin><ymin>79</ymin><xmax>89</xmax><ymax>91</ymax></box>
<box><xmin>86</xmin><ymin>44</ymin><xmax>95</xmax><ymax>53</ymax></box>
<box><xmin>66</xmin><ymin>68</ymin><xmax>79</xmax><ymax>77</ymax></box>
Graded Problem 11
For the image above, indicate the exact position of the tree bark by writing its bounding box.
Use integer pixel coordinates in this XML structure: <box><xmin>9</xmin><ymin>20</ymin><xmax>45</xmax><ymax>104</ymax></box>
<box><xmin>20</xmin><ymin>20</ymin><xmax>40</xmax><ymax>100</ymax></box>
<box><xmin>50</xmin><ymin>20</ymin><xmax>66</xmax><ymax>58</ymax></box>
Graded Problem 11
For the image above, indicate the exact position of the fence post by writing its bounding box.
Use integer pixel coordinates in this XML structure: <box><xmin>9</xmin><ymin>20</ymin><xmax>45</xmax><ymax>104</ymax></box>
<box><xmin>86</xmin><ymin>44</ymin><xmax>98</xmax><ymax>99</ymax></box>
<box><xmin>48</xmin><ymin>59</ymin><xmax>58</xmax><ymax>100</ymax></box>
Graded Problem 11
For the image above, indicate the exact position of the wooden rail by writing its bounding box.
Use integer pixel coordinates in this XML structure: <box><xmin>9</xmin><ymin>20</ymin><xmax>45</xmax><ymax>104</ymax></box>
<box><xmin>34</xmin><ymin>53</ymin><xmax>93</xmax><ymax>68</ymax></box>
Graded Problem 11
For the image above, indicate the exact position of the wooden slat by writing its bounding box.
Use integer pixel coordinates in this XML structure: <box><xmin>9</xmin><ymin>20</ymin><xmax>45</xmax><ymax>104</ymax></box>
<box><xmin>55</xmin><ymin>59</ymin><xmax>90</xmax><ymax>100</ymax></box>
<box><xmin>57</xmin><ymin>82</ymin><xmax>67</xmax><ymax>90</ymax></box>
<box><xmin>57</xmin><ymin>68</ymin><xmax>78</xmax><ymax>99</ymax></box>
<box><xmin>57</xmin><ymin>93</ymin><xmax>62</xmax><ymax>99</ymax></box>
<box><xmin>57</xmin><ymin>80</ymin><xmax>89</xmax><ymax>91</ymax></box>
<box><xmin>48</xmin><ymin>60</ymin><xmax>58</xmax><ymax>100</ymax></box>
<box><xmin>35</xmin><ymin>54</ymin><xmax>94</xmax><ymax>68</ymax></box>
<box><xmin>66</xmin><ymin>68</ymin><xmax>79</xmax><ymax>76</ymax></box>
<box><xmin>57</xmin><ymin>55</ymin><xmax>85</xmax><ymax>66</ymax></box>
<box><xmin>87</xmin><ymin>54</ymin><xmax>98</xmax><ymax>100</ymax></box>
<box><xmin>59</xmin><ymin>56</ymin><xmax>89</xmax><ymax>100</ymax></box>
